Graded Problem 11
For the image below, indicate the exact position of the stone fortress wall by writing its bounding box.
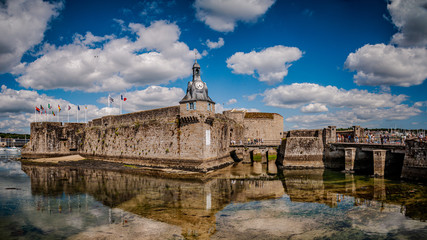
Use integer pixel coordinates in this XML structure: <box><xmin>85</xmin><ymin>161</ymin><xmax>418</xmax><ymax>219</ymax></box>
<box><xmin>23</xmin><ymin>122</ymin><xmax>86</xmax><ymax>158</ymax></box>
<box><xmin>276</xmin><ymin>127</ymin><xmax>336</xmax><ymax>168</ymax></box>
<box><xmin>23</xmin><ymin>106</ymin><xmax>251</xmax><ymax>172</ymax></box>
<box><xmin>223</xmin><ymin>110</ymin><xmax>284</xmax><ymax>143</ymax></box>
<box><xmin>401</xmin><ymin>140</ymin><xmax>427</xmax><ymax>182</ymax></box>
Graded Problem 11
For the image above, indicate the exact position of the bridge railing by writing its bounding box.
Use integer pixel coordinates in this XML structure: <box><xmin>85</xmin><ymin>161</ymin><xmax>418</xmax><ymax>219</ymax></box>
<box><xmin>0</xmin><ymin>138</ymin><xmax>30</xmax><ymax>147</ymax></box>
<box><xmin>336</xmin><ymin>136</ymin><xmax>406</xmax><ymax>145</ymax></box>
<box><xmin>230</xmin><ymin>140</ymin><xmax>282</xmax><ymax>146</ymax></box>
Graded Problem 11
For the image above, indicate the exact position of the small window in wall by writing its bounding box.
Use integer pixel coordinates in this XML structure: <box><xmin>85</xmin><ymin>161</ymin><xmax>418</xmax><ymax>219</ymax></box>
<box><xmin>187</xmin><ymin>103</ymin><xmax>189</xmax><ymax>110</ymax></box>
<box><xmin>189</xmin><ymin>102</ymin><xmax>195</xmax><ymax>110</ymax></box>
<box><xmin>207</xmin><ymin>103</ymin><xmax>211</xmax><ymax>111</ymax></box>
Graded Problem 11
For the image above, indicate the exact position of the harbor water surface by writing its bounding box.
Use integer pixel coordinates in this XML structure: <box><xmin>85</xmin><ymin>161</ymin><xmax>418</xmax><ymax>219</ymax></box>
<box><xmin>1</xmin><ymin>154</ymin><xmax>427</xmax><ymax>239</ymax></box>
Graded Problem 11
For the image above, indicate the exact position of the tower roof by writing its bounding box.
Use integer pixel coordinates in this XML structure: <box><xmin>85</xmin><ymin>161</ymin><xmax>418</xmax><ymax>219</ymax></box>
<box><xmin>180</xmin><ymin>60</ymin><xmax>215</xmax><ymax>104</ymax></box>
<box><xmin>193</xmin><ymin>60</ymin><xmax>200</xmax><ymax>68</ymax></box>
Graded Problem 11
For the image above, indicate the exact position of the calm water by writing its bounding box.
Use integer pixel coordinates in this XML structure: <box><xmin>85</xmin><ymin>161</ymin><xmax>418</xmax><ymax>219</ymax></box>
<box><xmin>1</xmin><ymin>155</ymin><xmax>427</xmax><ymax>239</ymax></box>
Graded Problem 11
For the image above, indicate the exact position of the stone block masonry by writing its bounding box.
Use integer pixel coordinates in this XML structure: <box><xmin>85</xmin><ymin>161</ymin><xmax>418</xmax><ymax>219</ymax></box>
<box><xmin>345</xmin><ymin>148</ymin><xmax>356</xmax><ymax>172</ymax></box>
<box><xmin>22</xmin><ymin>122</ymin><xmax>86</xmax><ymax>158</ymax></box>
<box><xmin>276</xmin><ymin>129</ymin><xmax>329</xmax><ymax>169</ymax></box>
<box><xmin>401</xmin><ymin>140</ymin><xmax>427</xmax><ymax>182</ymax></box>
<box><xmin>223</xmin><ymin>110</ymin><xmax>283</xmax><ymax>142</ymax></box>
<box><xmin>373</xmin><ymin>150</ymin><xmax>387</xmax><ymax>177</ymax></box>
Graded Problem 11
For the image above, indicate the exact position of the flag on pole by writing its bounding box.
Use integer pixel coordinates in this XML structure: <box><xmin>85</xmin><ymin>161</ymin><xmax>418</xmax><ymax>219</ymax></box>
<box><xmin>67</xmin><ymin>105</ymin><xmax>70</xmax><ymax>122</ymax></box>
<box><xmin>121</xmin><ymin>95</ymin><xmax>127</xmax><ymax>101</ymax></box>
<box><xmin>58</xmin><ymin>105</ymin><xmax>61</xmax><ymax>112</ymax></box>
<box><xmin>84</xmin><ymin>105</ymin><xmax>87</xmax><ymax>123</ymax></box>
<box><xmin>35</xmin><ymin>106</ymin><xmax>40</xmax><ymax>112</ymax></box>
<box><xmin>78</xmin><ymin>105</ymin><xmax>80</xmax><ymax>111</ymax></box>
<box><xmin>48</xmin><ymin>104</ymin><xmax>51</xmax><ymax>109</ymax></box>
<box><xmin>40</xmin><ymin>105</ymin><xmax>44</xmax><ymax>111</ymax></box>
<box><xmin>52</xmin><ymin>111</ymin><xmax>55</xmax><ymax>116</ymax></box>
<box><xmin>109</xmin><ymin>96</ymin><xmax>114</xmax><ymax>103</ymax></box>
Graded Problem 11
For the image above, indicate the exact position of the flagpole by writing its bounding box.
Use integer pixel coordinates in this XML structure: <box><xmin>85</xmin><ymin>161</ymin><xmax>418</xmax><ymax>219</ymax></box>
<box><xmin>77</xmin><ymin>107</ymin><xmax>79</xmax><ymax>123</ymax></box>
<box><xmin>34</xmin><ymin>108</ymin><xmax>36</xmax><ymax>122</ymax></box>
<box><xmin>85</xmin><ymin>106</ymin><xmax>87</xmax><ymax>123</ymax></box>
<box><xmin>120</xmin><ymin>94</ymin><xmax>122</xmax><ymax>114</ymax></box>
<box><xmin>108</xmin><ymin>94</ymin><xmax>110</xmax><ymax>108</ymax></box>
<box><xmin>68</xmin><ymin>107</ymin><xmax>70</xmax><ymax>123</ymax></box>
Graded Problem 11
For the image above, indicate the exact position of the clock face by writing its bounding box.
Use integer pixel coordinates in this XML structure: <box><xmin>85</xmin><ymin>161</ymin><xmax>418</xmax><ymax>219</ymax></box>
<box><xmin>195</xmin><ymin>82</ymin><xmax>203</xmax><ymax>90</ymax></box>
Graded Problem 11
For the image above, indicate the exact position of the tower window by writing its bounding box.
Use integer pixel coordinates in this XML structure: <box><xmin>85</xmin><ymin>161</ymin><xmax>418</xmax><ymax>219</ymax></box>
<box><xmin>189</xmin><ymin>102</ymin><xmax>196</xmax><ymax>110</ymax></box>
<box><xmin>208</xmin><ymin>103</ymin><xmax>211</xmax><ymax>111</ymax></box>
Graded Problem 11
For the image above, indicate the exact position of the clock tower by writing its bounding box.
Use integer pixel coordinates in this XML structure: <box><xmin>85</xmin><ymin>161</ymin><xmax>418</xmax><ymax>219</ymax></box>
<box><xmin>179</xmin><ymin>60</ymin><xmax>215</xmax><ymax>116</ymax></box>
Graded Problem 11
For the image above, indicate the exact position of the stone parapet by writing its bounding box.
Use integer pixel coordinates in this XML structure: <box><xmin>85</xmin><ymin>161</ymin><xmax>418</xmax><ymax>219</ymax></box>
<box><xmin>401</xmin><ymin>140</ymin><xmax>427</xmax><ymax>182</ymax></box>
<box><xmin>277</xmin><ymin>135</ymin><xmax>324</xmax><ymax>169</ymax></box>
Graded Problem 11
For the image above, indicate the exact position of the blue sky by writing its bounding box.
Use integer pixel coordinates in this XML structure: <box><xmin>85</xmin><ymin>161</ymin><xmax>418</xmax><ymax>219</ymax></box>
<box><xmin>0</xmin><ymin>0</ymin><xmax>426</xmax><ymax>133</ymax></box>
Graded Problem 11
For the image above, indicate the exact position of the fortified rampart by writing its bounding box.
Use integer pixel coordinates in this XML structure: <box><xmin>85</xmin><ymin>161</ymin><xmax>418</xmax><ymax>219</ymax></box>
<box><xmin>276</xmin><ymin>126</ymin><xmax>427</xmax><ymax>181</ymax></box>
<box><xmin>23</xmin><ymin>122</ymin><xmax>86</xmax><ymax>158</ymax></box>
<box><xmin>276</xmin><ymin>127</ymin><xmax>336</xmax><ymax>169</ymax></box>
<box><xmin>23</xmin><ymin>106</ymin><xmax>246</xmax><ymax>172</ymax></box>
<box><xmin>401</xmin><ymin>140</ymin><xmax>427</xmax><ymax>182</ymax></box>
<box><xmin>223</xmin><ymin>110</ymin><xmax>283</xmax><ymax>142</ymax></box>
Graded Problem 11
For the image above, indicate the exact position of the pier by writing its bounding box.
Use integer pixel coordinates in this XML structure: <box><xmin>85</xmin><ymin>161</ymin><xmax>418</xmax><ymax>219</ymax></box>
<box><xmin>231</xmin><ymin>127</ymin><xmax>426</xmax><ymax>182</ymax></box>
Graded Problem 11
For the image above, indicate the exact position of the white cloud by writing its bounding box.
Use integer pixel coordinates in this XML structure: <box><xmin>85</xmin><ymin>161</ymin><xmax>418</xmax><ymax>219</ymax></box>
<box><xmin>227</xmin><ymin>45</ymin><xmax>303</xmax><ymax>84</ymax></box>
<box><xmin>0</xmin><ymin>0</ymin><xmax>62</xmax><ymax>72</ymax></box>
<box><xmin>215</xmin><ymin>103</ymin><xmax>259</xmax><ymax>114</ymax></box>
<box><xmin>301</xmin><ymin>103</ymin><xmax>328</xmax><ymax>113</ymax></box>
<box><xmin>13</xmin><ymin>21</ymin><xmax>197</xmax><ymax>92</ymax></box>
<box><xmin>194</xmin><ymin>0</ymin><xmax>275</xmax><ymax>32</ymax></box>
<box><xmin>388</xmin><ymin>0</ymin><xmax>427</xmax><ymax>47</ymax></box>
<box><xmin>414</xmin><ymin>101</ymin><xmax>427</xmax><ymax>107</ymax></box>
<box><xmin>0</xmin><ymin>85</ymin><xmax>128</xmax><ymax>133</ymax></box>
<box><xmin>246</xmin><ymin>93</ymin><xmax>259</xmax><ymax>101</ymax></box>
<box><xmin>0</xmin><ymin>113</ymin><xmax>32</xmax><ymax>134</ymax></box>
<box><xmin>111</xmin><ymin>86</ymin><xmax>184</xmax><ymax>112</ymax></box>
<box><xmin>286</xmin><ymin>105</ymin><xmax>421</xmax><ymax>129</ymax></box>
<box><xmin>0</xmin><ymin>85</ymin><xmax>69</xmax><ymax>114</ymax></box>
<box><xmin>226</xmin><ymin>98</ymin><xmax>237</xmax><ymax>105</ymax></box>
<box><xmin>345</xmin><ymin>44</ymin><xmax>427</xmax><ymax>87</ymax></box>
<box><xmin>206</xmin><ymin>37</ymin><xmax>225</xmax><ymax>49</ymax></box>
<box><xmin>263</xmin><ymin>83</ymin><xmax>407</xmax><ymax>109</ymax></box>
<box><xmin>201</xmin><ymin>50</ymin><xmax>208</xmax><ymax>57</ymax></box>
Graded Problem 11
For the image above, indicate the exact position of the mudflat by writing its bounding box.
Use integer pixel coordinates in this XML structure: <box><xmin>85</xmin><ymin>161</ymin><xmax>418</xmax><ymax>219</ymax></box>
<box><xmin>30</xmin><ymin>154</ymin><xmax>85</xmax><ymax>163</ymax></box>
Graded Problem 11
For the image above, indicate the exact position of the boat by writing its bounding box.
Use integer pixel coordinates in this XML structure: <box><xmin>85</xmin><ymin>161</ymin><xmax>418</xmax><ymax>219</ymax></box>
<box><xmin>6</xmin><ymin>147</ymin><xmax>21</xmax><ymax>154</ymax></box>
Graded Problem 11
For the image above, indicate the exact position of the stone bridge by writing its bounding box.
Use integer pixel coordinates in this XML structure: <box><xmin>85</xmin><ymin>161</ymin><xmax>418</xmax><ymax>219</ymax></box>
<box><xmin>229</xmin><ymin>140</ymin><xmax>281</xmax><ymax>164</ymax></box>
<box><xmin>327</xmin><ymin>143</ymin><xmax>406</xmax><ymax>177</ymax></box>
